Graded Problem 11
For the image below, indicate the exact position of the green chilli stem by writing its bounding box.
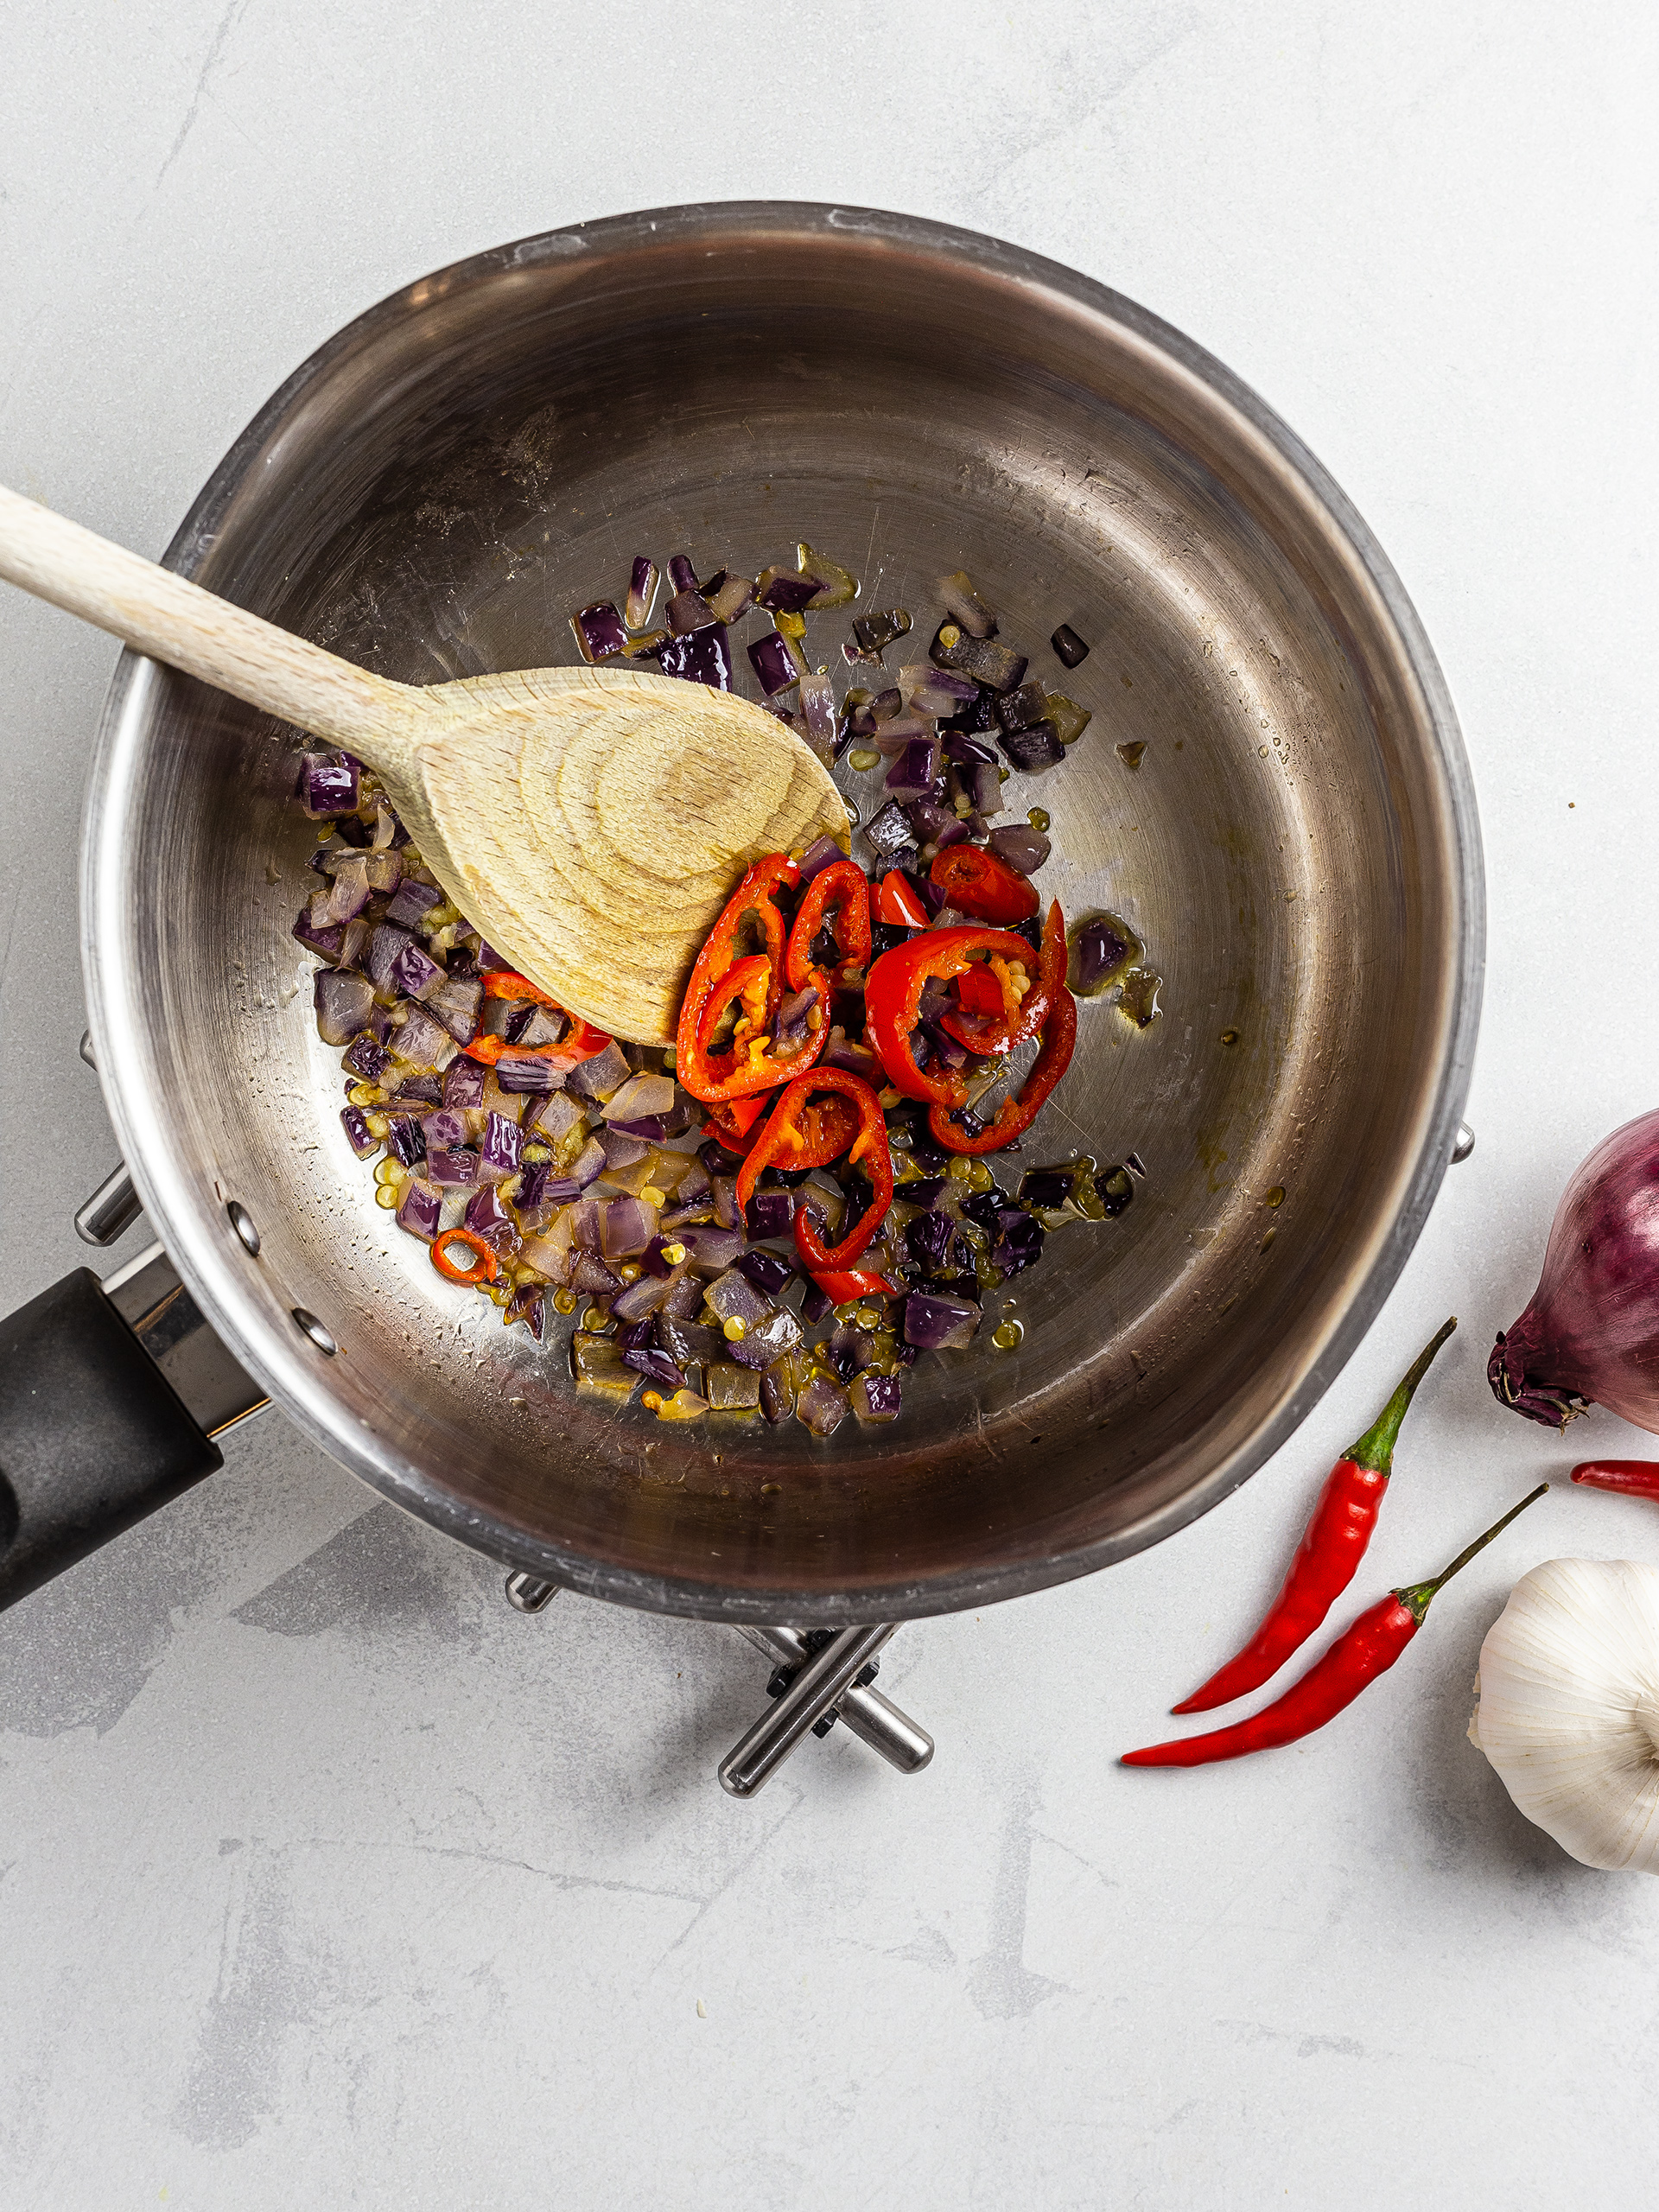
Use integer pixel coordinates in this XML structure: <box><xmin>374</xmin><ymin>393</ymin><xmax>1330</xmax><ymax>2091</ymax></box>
<box><xmin>1347</xmin><ymin>1316</ymin><xmax>1458</xmax><ymax>1473</ymax></box>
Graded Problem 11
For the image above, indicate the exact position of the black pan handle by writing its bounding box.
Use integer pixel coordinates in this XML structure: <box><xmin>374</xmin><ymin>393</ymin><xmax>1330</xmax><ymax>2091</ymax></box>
<box><xmin>0</xmin><ymin>1267</ymin><xmax>227</xmax><ymax>1611</ymax></box>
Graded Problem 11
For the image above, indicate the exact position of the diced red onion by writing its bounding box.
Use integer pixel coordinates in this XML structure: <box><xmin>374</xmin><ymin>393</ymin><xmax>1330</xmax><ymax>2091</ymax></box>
<box><xmin>744</xmin><ymin>1192</ymin><xmax>794</xmax><ymax>1242</ymax></box>
<box><xmin>395</xmin><ymin>1177</ymin><xmax>442</xmax><ymax>1240</ymax></box>
<box><xmin>861</xmin><ymin>801</ymin><xmax>916</xmax><ymax>861</ymax></box>
<box><xmin>313</xmin><ymin>854</ymin><xmax>372</xmax><ymax>928</ymax></box>
<box><xmin>601</xmin><ymin>1127</ymin><xmax>651</xmax><ymax>1172</ymax></box>
<box><xmin>342</xmin><ymin>1029</ymin><xmax>388</xmax><ymax>1082</ymax></box>
<box><xmin>567</xmin><ymin>1040</ymin><xmax>631</xmax><ymax>1101</ymax></box>
<box><xmin>748</xmin><ymin>632</ymin><xmax>804</xmax><ymax>696</ymax></box>
<box><xmin>706</xmin><ymin>574</ymin><xmax>754</xmax><ymax>624</ymax></box>
<box><xmin>756</xmin><ymin>568</ymin><xmax>817</xmax><ymax>614</ymax></box>
<box><xmin>624</xmin><ymin>1344</ymin><xmax>687</xmax><ymax>1393</ymax></box>
<box><xmin>626</xmin><ymin>557</ymin><xmax>659</xmax><ymax>631</ymax></box>
<box><xmin>380</xmin><ymin>1115</ymin><xmax>424</xmax><ymax>1167</ymax></box>
<box><xmin>903</xmin><ymin>1289</ymin><xmax>981</xmax><ymax>1351</ymax></box>
<box><xmin>711</xmin><ymin>1175</ymin><xmax>742</xmax><ymax>1230</ymax></box>
<box><xmin>602</xmin><ymin>1071</ymin><xmax>676</xmax><ymax>1124</ymax></box>
<box><xmin>738</xmin><ymin>1244</ymin><xmax>795</xmax><ymax>1293</ymax></box>
<box><xmin>385</xmin><ymin>878</ymin><xmax>442</xmax><ymax>929</ymax></box>
<box><xmin>567</xmin><ymin>1135</ymin><xmax>607</xmax><ymax>1189</ymax></box>
<box><xmin>340</xmin><ymin>1104</ymin><xmax>378</xmax><ymax>1158</ymax></box>
<box><xmin>442</xmin><ymin>1057</ymin><xmax>487</xmax><ymax>1111</ymax></box>
<box><xmin>299</xmin><ymin>752</ymin><xmax>360</xmax><ymax>818</ymax></box>
<box><xmin>823</xmin><ymin>1034</ymin><xmax>883</xmax><ymax>1084</ymax></box>
<box><xmin>932</xmin><ymin>628</ymin><xmax>1028</xmax><ymax>693</ymax></box>
<box><xmin>464</xmin><ymin>1185</ymin><xmax>521</xmax><ymax>1257</ymax></box>
<box><xmin>427</xmin><ymin>976</ymin><xmax>481</xmax><ymax>1044</ymax></box>
<box><xmin>873</xmin><ymin>713</ymin><xmax>933</xmax><ymax>753</ymax></box>
<box><xmin>666</xmin><ymin>588</ymin><xmax>715</xmax><ymax>637</ymax></box>
<box><xmin>997</xmin><ymin>721</ymin><xmax>1064</xmax><ymax>772</ymax></box>
<box><xmin>937</xmin><ymin>570</ymin><xmax>997</xmax><ymax>639</ymax></box>
<box><xmin>687</xmin><ymin>1225</ymin><xmax>745</xmax><ymax>1275</ymax></box>
<box><xmin>796</xmin><ymin>1372</ymin><xmax>849</xmax><ymax>1437</ymax></box>
<box><xmin>994</xmin><ymin>680</ymin><xmax>1049</xmax><ymax>734</ymax></box>
<box><xmin>365</xmin><ymin>923</ymin><xmax>413</xmax><ymax>995</ymax></box>
<box><xmin>658</xmin><ymin>627</ymin><xmax>734</xmax><ymax>688</ymax></box>
<box><xmin>971</xmin><ymin>760</ymin><xmax>1004</xmax><ymax>816</ymax></box>
<box><xmin>507</xmin><ymin>1285</ymin><xmax>548</xmax><ymax>1341</ymax></box>
<box><xmin>572</xmin><ymin>601</ymin><xmax>628</xmax><ymax>662</ymax></box>
<box><xmin>728</xmin><ymin>1306</ymin><xmax>804</xmax><ymax>1372</ymax></box>
<box><xmin>362</xmin><ymin>850</ymin><xmax>402</xmax><ymax>895</ymax></box>
<box><xmin>1072</xmin><ymin>916</ymin><xmax>1132</xmax><ymax>993</ymax></box>
<box><xmin>611</xmin><ymin>1268</ymin><xmax>675</xmax><ymax>1323</ymax></box>
<box><xmin>388</xmin><ymin>1005</ymin><xmax>455</xmax><ymax>1071</ymax></box>
<box><xmin>478</xmin><ymin>1110</ymin><xmax>522</xmax><ymax>1182</ymax></box>
<box><xmin>706</xmin><ymin>1268</ymin><xmax>773</xmax><ymax>1329</ymax></box>
<box><xmin>570</xmin><ymin>1253</ymin><xmax>620</xmax><ymax>1296</ymax></box>
<box><xmin>854</xmin><ymin>1371</ymin><xmax>902</xmax><ymax>1421</ymax></box>
<box><xmin>602</xmin><ymin>1196</ymin><xmax>661</xmax><ymax>1258</ymax></box>
<box><xmin>773</xmin><ymin>987</ymin><xmax>818</xmax><ymax>1055</ymax></box>
<box><xmin>524</xmin><ymin>1089</ymin><xmax>583</xmax><ymax>1141</ymax></box>
<box><xmin>422</xmin><ymin>1107</ymin><xmax>469</xmax><ymax>1152</ymax></box>
<box><xmin>988</xmin><ymin>825</ymin><xmax>1051</xmax><ymax>876</ymax></box>
<box><xmin>794</xmin><ymin>834</ymin><xmax>845</xmax><ymax>887</ymax></box>
<box><xmin>391</xmin><ymin>938</ymin><xmax>444</xmax><ymax>1001</ymax></box>
<box><xmin>493</xmin><ymin>1053</ymin><xmax>561</xmax><ymax>1094</ymax></box>
<box><xmin>885</xmin><ymin>738</ymin><xmax>942</xmax><ymax>799</ymax></box>
<box><xmin>800</xmin><ymin>668</ymin><xmax>837</xmax><ymax>761</ymax></box>
<box><xmin>315</xmin><ymin>968</ymin><xmax>374</xmax><ymax>1046</ymax></box>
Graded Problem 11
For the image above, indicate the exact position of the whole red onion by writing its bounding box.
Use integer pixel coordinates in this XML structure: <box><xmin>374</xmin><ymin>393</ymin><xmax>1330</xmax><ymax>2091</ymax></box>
<box><xmin>1490</xmin><ymin>1108</ymin><xmax>1659</xmax><ymax>1430</ymax></box>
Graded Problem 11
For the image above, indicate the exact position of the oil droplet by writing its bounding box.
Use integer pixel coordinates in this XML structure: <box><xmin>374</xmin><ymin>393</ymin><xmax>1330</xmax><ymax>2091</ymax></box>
<box><xmin>1027</xmin><ymin>806</ymin><xmax>1050</xmax><ymax>831</ymax></box>
<box><xmin>1219</xmin><ymin>1028</ymin><xmax>1240</xmax><ymax>1046</ymax></box>
<box><xmin>1117</xmin><ymin>966</ymin><xmax>1163</xmax><ymax>1028</ymax></box>
<box><xmin>1265</xmin><ymin>1185</ymin><xmax>1285</xmax><ymax>1208</ymax></box>
<box><xmin>849</xmin><ymin>747</ymin><xmax>880</xmax><ymax>771</ymax></box>
<box><xmin>992</xmin><ymin>1319</ymin><xmax>1025</xmax><ymax>1351</ymax></box>
<box><xmin>1116</xmin><ymin>741</ymin><xmax>1147</xmax><ymax>769</ymax></box>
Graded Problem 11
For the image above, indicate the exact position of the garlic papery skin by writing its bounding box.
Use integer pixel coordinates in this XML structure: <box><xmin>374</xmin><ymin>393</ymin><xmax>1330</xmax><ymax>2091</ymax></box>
<box><xmin>1470</xmin><ymin>1558</ymin><xmax>1659</xmax><ymax>1872</ymax></box>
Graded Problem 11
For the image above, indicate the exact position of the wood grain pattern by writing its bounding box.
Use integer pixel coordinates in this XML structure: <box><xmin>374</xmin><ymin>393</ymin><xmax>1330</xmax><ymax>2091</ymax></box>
<box><xmin>0</xmin><ymin>485</ymin><xmax>849</xmax><ymax>1043</ymax></box>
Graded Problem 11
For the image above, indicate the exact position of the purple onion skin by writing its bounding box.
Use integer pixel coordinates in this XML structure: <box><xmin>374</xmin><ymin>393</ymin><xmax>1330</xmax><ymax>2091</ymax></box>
<box><xmin>1490</xmin><ymin>1109</ymin><xmax>1659</xmax><ymax>1431</ymax></box>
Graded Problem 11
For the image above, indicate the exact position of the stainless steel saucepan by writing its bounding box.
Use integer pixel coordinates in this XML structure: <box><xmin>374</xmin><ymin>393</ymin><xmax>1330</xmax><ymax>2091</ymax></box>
<box><xmin>0</xmin><ymin>206</ymin><xmax>1482</xmax><ymax>1668</ymax></box>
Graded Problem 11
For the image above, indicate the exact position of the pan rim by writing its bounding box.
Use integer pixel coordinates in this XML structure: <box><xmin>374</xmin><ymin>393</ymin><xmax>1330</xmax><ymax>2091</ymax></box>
<box><xmin>81</xmin><ymin>200</ymin><xmax>1484</xmax><ymax>1624</ymax></box>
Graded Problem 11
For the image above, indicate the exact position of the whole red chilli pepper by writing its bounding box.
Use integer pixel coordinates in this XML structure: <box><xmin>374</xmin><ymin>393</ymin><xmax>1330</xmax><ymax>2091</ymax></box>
<box><xmin>1570</xmin><ymin>1460</ymin><xmax>1659</xmax><ymax>1500</ymax></box>
<box><xmin>1122</xmin><ymin>1484</ymin><xmax>1548</xmax><ymax>1769</ymax></box>
<box><xmin>1172</xmin><ymin>1317</ymin><xmax>1458</xmax><ymax>1714</ymax></box>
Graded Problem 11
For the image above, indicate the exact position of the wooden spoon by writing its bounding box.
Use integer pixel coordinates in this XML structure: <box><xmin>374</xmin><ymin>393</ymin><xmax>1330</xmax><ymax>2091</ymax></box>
<box><xmin>0</xmin><ymin>485</ymin><xmax>849</xmax><ymax>1044</ymax></box>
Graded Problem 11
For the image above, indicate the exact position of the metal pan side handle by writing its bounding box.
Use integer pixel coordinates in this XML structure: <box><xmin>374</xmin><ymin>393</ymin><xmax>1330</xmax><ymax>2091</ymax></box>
<box><xmin>0</xmin><ymin>1268</ymin><xmax>226</xmax><ymax>1611</ymax></box>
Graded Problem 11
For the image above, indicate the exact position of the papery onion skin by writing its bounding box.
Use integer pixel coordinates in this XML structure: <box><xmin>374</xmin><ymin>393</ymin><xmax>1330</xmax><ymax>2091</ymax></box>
<box><xmin>1489</xmin><ymin>1109</ymin><xmax>1659</xmax><ymax>1431</ymax></box>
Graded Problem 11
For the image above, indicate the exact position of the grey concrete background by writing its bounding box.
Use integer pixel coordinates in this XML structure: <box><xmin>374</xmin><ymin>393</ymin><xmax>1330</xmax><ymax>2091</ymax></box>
<box><xmin>2</xmin><ymin>3</ymin><xmax>1656</xmax><ymax>2204</ymax></box>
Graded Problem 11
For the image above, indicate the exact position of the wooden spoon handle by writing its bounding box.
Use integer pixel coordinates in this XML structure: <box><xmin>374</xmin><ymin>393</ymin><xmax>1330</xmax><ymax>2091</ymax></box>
<box><xmin>0</xmin><ymin>483</ymin><xmax>413</xmax><ymax>755</ymax></box>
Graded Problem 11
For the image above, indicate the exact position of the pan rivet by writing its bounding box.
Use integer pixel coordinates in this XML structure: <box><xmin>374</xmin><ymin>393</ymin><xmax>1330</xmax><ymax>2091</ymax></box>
<box><xmin>227</xmin><ymin>1200</ymin><xmax>260</xmax><ymax>1255</ymax></box>
<box><xmin>291</xmin><ymin>1307</ymin><xmax>337</xmax><ymax>1356</ymax></box>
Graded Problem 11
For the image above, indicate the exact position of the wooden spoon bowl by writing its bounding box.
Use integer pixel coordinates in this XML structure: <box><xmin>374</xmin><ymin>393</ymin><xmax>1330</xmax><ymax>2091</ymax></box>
<box><xmin>0</xmin><ymin>484</ymin><xmax>847</xmax><ymax>1042</ymax></box>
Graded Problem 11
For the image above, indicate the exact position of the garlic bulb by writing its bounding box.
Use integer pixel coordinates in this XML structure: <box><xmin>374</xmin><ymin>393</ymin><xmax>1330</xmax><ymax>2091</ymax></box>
<box><xmin>1470</xmin><ymin>1558</ymin><xmax>1659</xmax><ymax>1872</ymax></box>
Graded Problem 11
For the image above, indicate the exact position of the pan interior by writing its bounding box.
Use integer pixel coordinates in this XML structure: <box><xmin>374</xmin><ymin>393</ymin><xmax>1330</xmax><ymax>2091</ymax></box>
<box><xmin>87</xmin><ymin>211</ymin><xmax>1473</xmax><ymax>1618</ymax></box>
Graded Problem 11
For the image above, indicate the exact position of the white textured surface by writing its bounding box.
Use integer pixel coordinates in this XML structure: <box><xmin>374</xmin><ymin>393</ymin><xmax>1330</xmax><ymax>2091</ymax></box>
<box><xmin>2</xmin><ymin>3</ymin><xmax>1656</xmax><ymax>2203</ymax></box>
